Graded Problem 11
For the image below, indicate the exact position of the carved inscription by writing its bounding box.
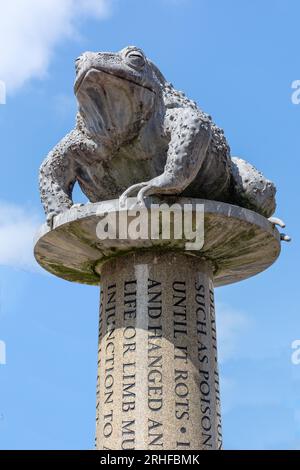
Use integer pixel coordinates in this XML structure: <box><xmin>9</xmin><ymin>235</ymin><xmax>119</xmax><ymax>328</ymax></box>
<box><xmin>102</xmin><ymin>283</ymin><xmax>116</xmax><ymax>442</ymax></box>
<box><xmin>147</xmin><ymin>279</ymin><xmax>163</xmax><ymax>448</ymax></box>
<box><xmin>195</xmin><ymin>280</ymin><xmax>214</xmax><ymax>448</ymax></box>
<box><xmin>96</xmin><ymin>256</ymin><xmax>222</xmax><ymax>450</ymax></box>
<box><xmin>121</xmin><ymin>280</ymin><xmax>137</xmax><ymax>449</ymax></box>
<box><xmin>209</xmin><ymin>285</ymin><xmax>222</xmax><ymax>449</ymax></box>
<box><xmin>172</xmin><ymin>281</ymin><xmax>191</xmax><ymax>449</ymax></box>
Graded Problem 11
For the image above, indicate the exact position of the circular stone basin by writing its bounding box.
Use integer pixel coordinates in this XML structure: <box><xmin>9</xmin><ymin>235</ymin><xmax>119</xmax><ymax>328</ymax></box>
<box><xmin>34</xmin><ymin>197</ymin><xmax>281</xmax><ymax>287</ymax></box>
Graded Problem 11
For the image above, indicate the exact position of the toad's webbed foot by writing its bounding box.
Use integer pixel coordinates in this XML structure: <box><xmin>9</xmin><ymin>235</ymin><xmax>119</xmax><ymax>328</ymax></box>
<box><xmin>71</xmin><ymin>203</ymin><xmax>85</xmax><ymax>210</ymax></box>
<box><xmin>268</xmin><ymin>217</ymin><xmax>285</xmax><ymax>228</ymax></box>
<box><xmin>46</xmin><ymin>210</ymin><xmax>60</xmax><ymax>229</ymax></box>
<box><xmin>268</xmin><ymin>217</ymin><xmax>291</xmax><ymax>242</ymax></box>
<box><xmin>119</xmin><ymin>182</ymin><xmax>148</xmax><ymax>207</ymax></box>
<box><xmin>280</xmin><ymin>233</ymin><xmax>291</xmax><ymax>242</ymax></box>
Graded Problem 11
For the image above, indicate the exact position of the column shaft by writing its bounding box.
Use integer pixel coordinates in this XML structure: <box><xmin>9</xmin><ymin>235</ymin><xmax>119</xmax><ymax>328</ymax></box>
<box><xmin>95</xmin><ymin>251</ymin><xmax>222</xmax><ymax>450</ymax></box>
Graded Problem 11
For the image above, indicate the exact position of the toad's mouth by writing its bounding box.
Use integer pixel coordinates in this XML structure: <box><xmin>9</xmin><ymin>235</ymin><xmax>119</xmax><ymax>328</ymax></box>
<box><xmin>74</xmin><ymin>67</ymin><xmax>156</xmax><ymax>139</ymax></box>
<box><xmin>74</xmin><ymin>67</ymin><xmax>156</xmax><ymax>95</ymax></box>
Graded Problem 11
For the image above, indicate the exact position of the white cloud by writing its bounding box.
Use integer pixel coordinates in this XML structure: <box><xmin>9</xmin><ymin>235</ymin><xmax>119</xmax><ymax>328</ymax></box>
<box><xmin>0</xmin><ymin>0</ymin><xmax>111</xmax><ymax>92</ymax></box>
<box><xmin>217</xmin><ymin>303</ymin><xmax>251</xmax><ymax>364</ymax></box>
<box><xmin>0</xmin><ymin>201</ymin><xmax>41</xmax><ymax>271</ymax></box>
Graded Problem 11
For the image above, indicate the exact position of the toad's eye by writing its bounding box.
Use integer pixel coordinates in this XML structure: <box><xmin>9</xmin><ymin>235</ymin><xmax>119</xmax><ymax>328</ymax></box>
<box><xmin>125</xmin><ymin>51</ymin><xmax>146</xmax><ymax>69</ymax></box>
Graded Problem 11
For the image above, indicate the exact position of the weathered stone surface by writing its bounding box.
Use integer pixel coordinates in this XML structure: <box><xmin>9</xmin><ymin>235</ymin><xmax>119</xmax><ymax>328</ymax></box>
<box><xmin>96</xmin><ymin>252</ymin><xmax>222</xmax><ymax>450</ymax></box>
<box><xmin>34</xmin><ymin>198</ymin><xmax>281</xmax><ymax>287</ymax></box>
<box><xmin>39</xmin><ymin>45</ymin><xmax>276</xmax><ymax>227</ymax></box>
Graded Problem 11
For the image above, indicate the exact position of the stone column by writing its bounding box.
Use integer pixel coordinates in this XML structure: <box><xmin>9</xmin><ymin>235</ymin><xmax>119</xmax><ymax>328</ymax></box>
<box><xmin>95</xmin><ymin>251</ymin><xmax>222</xmax><ymax>451</ymax></box>
<box><xmin>34</xmin><ymin>199</ymin><xmax>281</xmax><ymax>451</ymax></box>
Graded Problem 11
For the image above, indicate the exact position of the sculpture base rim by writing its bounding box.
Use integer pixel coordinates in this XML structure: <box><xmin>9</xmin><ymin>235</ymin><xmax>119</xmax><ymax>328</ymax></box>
<box><xmin>34</xmin><ymin>197</ymin><xmax>281</xmax><ymax>287</ymax></box>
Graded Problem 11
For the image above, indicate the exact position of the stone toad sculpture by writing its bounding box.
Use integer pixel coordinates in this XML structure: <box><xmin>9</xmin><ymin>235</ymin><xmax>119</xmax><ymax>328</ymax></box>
<box><xmin>40</xmin><ymin>46</ymin><xmax>282</xmax><ymax>230</ymax></box>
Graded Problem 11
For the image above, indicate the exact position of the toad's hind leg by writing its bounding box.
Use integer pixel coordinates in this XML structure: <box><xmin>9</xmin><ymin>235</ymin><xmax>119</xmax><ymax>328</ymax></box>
<box><xmin>231</xmin><ymin>157</ymin><xmax>276</xmax><ymax>218</ymax></box>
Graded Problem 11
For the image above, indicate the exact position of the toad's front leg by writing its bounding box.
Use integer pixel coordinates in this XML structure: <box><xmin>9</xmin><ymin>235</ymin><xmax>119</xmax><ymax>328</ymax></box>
<box><xmin>40</xmin><ymin>135</ymin><xmax>77</xmax><ymax>227</ymax></box>
<box><xmin>120</xmin><ymin>108</ymin><xmax>212</xmax><ymax>206</ymax></box>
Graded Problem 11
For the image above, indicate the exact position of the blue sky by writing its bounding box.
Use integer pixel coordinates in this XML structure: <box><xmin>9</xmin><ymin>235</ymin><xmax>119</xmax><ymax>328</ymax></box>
<box><xmin>0</xmin><ymin>0</ymin><xmax>299</xmax><ymax>450</ymax></box>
